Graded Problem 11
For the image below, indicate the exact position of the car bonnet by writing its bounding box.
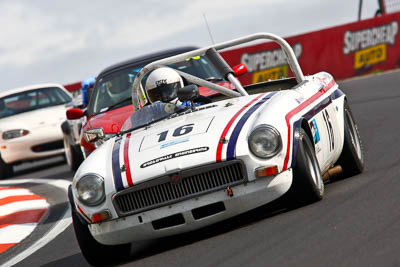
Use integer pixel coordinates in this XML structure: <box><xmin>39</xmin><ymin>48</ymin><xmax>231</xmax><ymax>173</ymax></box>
<box><xmin>110</xmin><ymin>92</ymin><xmax>278</xmax><ymax>191</ymax></box>
<box><xmin>0</xmin><ymin>105</ymin><xmax>66</xmax><ymax>133</ymax></box>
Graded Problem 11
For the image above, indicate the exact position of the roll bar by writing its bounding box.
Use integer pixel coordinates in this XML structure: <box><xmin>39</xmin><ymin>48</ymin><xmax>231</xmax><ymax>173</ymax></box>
<box><xmin>132</xmin><ymin>32</ymin><xmax>305</xmax><ymax>111</ymax></box>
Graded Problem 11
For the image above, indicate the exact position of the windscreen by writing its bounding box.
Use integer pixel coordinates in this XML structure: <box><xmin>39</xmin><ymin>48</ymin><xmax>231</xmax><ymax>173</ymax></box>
<box><xmin>169</xmin><ymin>56</ymin><xmax>223</xmax><ymax>81</ymax></box>
<box><xmin>0</xmin><ymin>87</ymin><xmax>72</xmax><ymax>119</ymax></box>
<box><xmin>120</xmin><ymin>102</ymin><xmax>180</xmax><ymax>132</ymax></box>
<box><xmin>89</xmin><ymin>67</ymin><xmax>141</xmax><ymax>115</ymax></box>
<box><xmin>88</xmin><ymin>56</ymin><xmax>223</xmax><ymax>116</ymax></box>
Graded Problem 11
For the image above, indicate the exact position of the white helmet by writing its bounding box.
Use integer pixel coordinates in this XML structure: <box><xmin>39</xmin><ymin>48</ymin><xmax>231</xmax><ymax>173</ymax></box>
<box><xmin>145</xmin><ymin>67</ymin><xmax>184</xmax><ymax>103</ymax></box>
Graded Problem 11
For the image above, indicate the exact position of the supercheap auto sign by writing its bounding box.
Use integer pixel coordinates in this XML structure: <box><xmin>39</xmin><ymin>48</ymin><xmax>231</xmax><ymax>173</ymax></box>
<box><xmin>240</xmin><ymin>43</ymin><xmax>302</xmax><ymax>83</ymax></box>
<box><xmin>221</xmin><ymin>11</ymin><xmax>400</xmax><ymax>84</ymax></box>
<box><xmin>343</xmin><ymin>21</ymin><xmax>398</xmax><ymax>69</ymax></box>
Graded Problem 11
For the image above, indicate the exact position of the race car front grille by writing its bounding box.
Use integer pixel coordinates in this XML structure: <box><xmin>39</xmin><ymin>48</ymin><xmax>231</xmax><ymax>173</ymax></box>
<box><xmin>113</xmin><ymin>160</ymin><xmax>247</xmax><ymax>217</ymax></box>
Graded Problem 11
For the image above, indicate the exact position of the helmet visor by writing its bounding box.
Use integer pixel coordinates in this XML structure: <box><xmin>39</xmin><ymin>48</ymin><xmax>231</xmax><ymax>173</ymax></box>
<box><xmin>147</xmin><ymin>81</ymin><xmax>180</xmax><ymax>103</ymax></box>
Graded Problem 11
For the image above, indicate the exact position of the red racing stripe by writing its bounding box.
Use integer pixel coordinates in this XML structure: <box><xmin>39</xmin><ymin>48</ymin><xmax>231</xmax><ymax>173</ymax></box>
<box><xmin>282</xmin><ymin>79</ymin><xmax>336</xmax><ymax>170</ymax></box>
<box><xmin>216</xmin><ymin>94</ymin><xmax>265</xmax><ymax>162</ymax></box>
<box><xmin>124</xmin><ymin>133</ymin><xmax>134</xmax><ymax>187</ymax></box>
<box><xmin>0</xmin><ymin>194</ymin><xmax>44</xmax><ymax>206</ymax></box>
<box><xmin>0</xmin><ymin>209</ymin><xmax>48</xmax><ymax>229</ymax></box>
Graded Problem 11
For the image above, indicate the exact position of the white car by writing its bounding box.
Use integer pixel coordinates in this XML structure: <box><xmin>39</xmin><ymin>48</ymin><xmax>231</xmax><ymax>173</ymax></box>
<box><xmin>69</xmin><ymin>33</ymin><xmax>364</xmax><ymax>265</ymax></box>
<box><xmin>0</xmin><ymin>83</ymin><xmax>73</xmax><ymax>178</ymax></box>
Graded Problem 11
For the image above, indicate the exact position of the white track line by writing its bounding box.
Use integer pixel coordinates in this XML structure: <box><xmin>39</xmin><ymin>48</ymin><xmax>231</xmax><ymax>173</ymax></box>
<box><xmin>0</xmin><ymin>223</ymin><xmax>39</xmax><ymax>243</ymax></box>
<box><xmin>0</xmin><ymin>179</ymin><xmax>71</xmax><ymax>267</ymax></box>
<box><xmin>0</xmin><ymin>199</ymin><xmax>49</xmax><ymax>217</ymax></box>
<box><xmin>0</xmin><ymin>189</ymin><xmax>33</xmax><ymax>198</ymax></box>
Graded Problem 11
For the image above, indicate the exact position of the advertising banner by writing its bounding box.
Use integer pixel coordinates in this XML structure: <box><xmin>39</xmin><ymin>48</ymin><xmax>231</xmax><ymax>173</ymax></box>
<box><xmin>221</xmin><ymin>12</ymin><xmax>400</xmax><ymax>85</ymax></box>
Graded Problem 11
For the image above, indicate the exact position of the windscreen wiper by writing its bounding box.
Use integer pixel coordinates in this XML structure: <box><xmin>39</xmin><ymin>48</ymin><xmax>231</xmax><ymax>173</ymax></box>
<box><xmin>105</xmin><ymin>97</ymin><xmax>132</xmax><ymax>112</ymax></box>
<box><xmin>205</xmin><ymin>77</ymin><xmax>224</xmax><ymax>82</ymax></box>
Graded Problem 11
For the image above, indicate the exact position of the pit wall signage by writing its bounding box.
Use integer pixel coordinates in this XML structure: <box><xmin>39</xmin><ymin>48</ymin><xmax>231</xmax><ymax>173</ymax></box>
<box><xmin>221</xmin><ymin>11</ymin><xmax>400</xmax><ymax>84</ymax></box>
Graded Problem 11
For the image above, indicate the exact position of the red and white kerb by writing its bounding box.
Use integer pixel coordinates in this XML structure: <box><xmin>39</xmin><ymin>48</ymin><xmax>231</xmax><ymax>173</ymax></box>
<box><xmin>0</xmin><ymin>187</ymin><xmax>49</xmax><ymax>254</ymax></box>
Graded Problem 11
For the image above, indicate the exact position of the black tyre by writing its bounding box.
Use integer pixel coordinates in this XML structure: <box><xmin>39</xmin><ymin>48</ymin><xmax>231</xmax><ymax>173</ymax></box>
<box><xmin>72</xmin><ymin>209</ymin><xmax>131</xmax><ymax>266</ymax></box>
<box><xmin>0</xmin><ymin>154</ymin><xmax>13</xmax><ymax>179</ymax></box>
<box><xmin>337</xmin><ymin>101</ymin><xmax>364</xmax><ymax>177</ymax></box>
<box><xmin>289</xmin><ymin>128</ymin><xmax>324</xmax><ymax>205</ymax></box>
<box><xmin>63</xmin><ymin>135</ymin><xmax>84</xmax><ymax>171</ymax></box>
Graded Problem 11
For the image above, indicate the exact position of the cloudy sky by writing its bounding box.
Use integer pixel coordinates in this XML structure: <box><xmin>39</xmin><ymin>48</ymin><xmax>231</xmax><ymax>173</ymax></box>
<box><xmin>0</xmin><ymin>0</ymin><xmax>383</xmax><ymax>92</ymax></box>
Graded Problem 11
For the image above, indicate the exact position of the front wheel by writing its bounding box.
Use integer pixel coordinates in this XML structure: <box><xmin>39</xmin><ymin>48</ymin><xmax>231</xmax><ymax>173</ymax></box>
<box><xmin>288</xmin><ymin>128</ymin><xmax>324</xmax><ymax>205</ymax></box>
<box><xmin>72</xmin><ymin>209</ymin><xmax>131</xmax><ymax>266</ymax></box>
<box><xmin>337</xmin><ymin>101</ymin><xmax>364</xmax><ymax>177</ymax></box>
<box><xmin>63</xmin><ymin>135</ymin><xmax>84</xmax><ymax>171</ymax></box>
<box><xmin>0</xmin><ymin>154</ymin><xmax>13</xmax><ymax>179</ymax></box>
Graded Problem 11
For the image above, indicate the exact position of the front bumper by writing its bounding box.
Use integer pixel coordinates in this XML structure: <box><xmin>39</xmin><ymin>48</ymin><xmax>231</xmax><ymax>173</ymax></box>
<box><xmin>1</xmin><ymin>128</ymin><xmax>64</xmax><ymax>164</ymax></box>
<box><xmin>89</xmin><ymin>169</ymin><xmax>293</xmax><ymax>245</ymax></box>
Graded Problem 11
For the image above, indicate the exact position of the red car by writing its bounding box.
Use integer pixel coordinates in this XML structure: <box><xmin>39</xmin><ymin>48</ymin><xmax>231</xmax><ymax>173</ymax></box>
<box><xmin>67</xmin><ymin>46</ymin><xmax>246</xmax><ymax>160</ymax></box>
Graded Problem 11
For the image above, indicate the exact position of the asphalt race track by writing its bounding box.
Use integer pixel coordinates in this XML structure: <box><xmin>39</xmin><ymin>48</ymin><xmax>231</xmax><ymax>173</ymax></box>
<box><xmin>2</xmin><ymin>69</ymin><xmax>400</xmax><ymax>267</ymax></box>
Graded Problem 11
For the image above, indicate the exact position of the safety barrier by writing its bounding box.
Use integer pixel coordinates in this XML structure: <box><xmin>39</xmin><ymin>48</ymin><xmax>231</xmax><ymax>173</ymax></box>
<box><xmin>220</xmin><ymin>11</ymin><xmax>400</xmax><ymax>85</ymax></box>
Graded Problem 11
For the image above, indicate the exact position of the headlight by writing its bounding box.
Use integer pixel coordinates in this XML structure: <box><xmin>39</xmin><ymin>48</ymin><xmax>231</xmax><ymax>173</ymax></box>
<box><xmin>84</xmin><ymin>128</ymin><xmax>105</xmax><ymax>143</ymax></box>
<box><xmin>2</xmin><ymin>129</ymin><xmax>30</xmax><ymax>140</ymax></box>
<box><xmin>84</xmin><ymin>128</ymin><xmax>115</xmax><ymax>148</ymax></box>
<box><xmin>75</xmin><ymin>174</ymin><xmax>105</xmax><ymax>206</ymax></box>
<box><xmin>248</xmin><ymin>125</ymin><xmax>282</xmax><ymax>159</ymax></box>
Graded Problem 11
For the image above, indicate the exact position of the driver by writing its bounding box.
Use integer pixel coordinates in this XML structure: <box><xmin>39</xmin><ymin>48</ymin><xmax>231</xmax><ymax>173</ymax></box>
<box><xmin>145</xmin><ymin>67</ymin><xmax>185</xmax><ymax>108</ymax></box>
<box><xmin>106</xmin><ymin>75</ymin><xmax>130</xmax><ymax>101</ymax></box>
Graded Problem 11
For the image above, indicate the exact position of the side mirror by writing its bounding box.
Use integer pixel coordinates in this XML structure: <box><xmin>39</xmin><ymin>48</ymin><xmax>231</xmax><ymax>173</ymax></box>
<box><xmin>177</xmin><ymin>84</ymin><xmax>199</xmax><ymax>102</ymax></box>
<box><xmin>66</xmin><ymin>108</ymin><xmax>85</xmax><ymax>120</ymax></box>
<box><xmin>233</xmin><ymin>64</ymin><xmax>248</xmax><ymax>77</ymax></box>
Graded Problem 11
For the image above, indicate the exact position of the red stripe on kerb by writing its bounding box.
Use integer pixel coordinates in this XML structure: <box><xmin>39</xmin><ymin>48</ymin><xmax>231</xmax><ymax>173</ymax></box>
<box><xmin>282</xmin><ymin>80</ymin><xmax>335</xmax><ymax>171</ymax></box>
<box><xmin>216</xmin><ymin>94</ymin><xmax>265</xmax><ymax>162</ymax></box>
<box><xmin>124</xmin><ymin>133</ymin><xmax>133</xmax><ymax>187</ymax></box>
<box><xmin>0</xmin><ymin>194</ymin><xmax>44</xmax><ymax>206</ymax></box>
<box><xmin>0</xmin><ymin>187</ymin><xmax>24</xmax><ymax>191</ymax></box>
<box><xmin>0</xmin><ymin>209</ymin><xmax>48</xmax><ymax>229</ymax></box>
<box><xmin>0</xmin><ymin>243</ymin><xmax>16</xmax><ymax>253</ymax></box>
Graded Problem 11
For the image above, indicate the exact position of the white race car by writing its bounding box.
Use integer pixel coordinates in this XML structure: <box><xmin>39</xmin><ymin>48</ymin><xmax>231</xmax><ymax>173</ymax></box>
<box><xmin>69</xmin><ymin>33</ymin><xmax>364</xmax><ymax>265</ymax></box>
<box><xmin>0</xmin><ymin>84</ymin><xmax>73</xmax><ymax>179</ymax></box>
